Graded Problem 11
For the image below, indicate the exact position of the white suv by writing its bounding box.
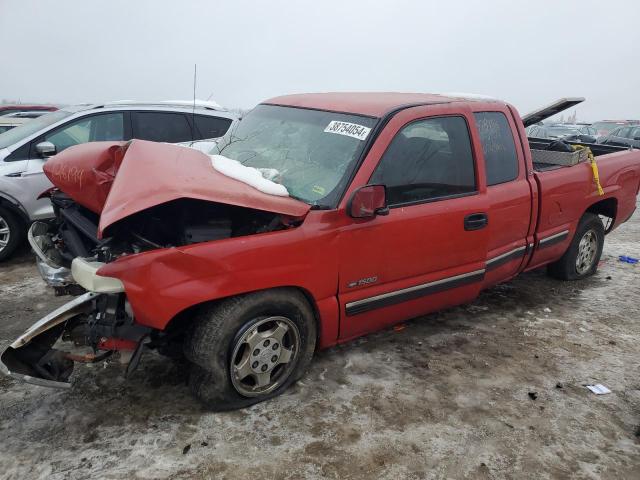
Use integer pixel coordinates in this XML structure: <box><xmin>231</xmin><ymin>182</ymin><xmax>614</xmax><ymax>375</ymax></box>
<box><xmin>0</xmin><ymin>100</ymin><xmax>237</xmax><ymax>260</ymax></box>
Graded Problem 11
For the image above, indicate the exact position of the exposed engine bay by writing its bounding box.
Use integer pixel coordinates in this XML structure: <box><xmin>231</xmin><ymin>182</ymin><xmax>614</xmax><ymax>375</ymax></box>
<box><xmin>34</xmin><ymin>190</ymin><xmax>299</xmax><ymax>272</ymax></box>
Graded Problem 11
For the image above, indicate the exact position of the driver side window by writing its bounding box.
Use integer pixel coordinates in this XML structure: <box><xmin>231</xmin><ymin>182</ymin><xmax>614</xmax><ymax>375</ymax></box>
<box><xmin>43</xmin><ymin>113</ymin><xmax>124</xmax><ymax>153</ymax></box>
<box><xmin>370</xmin><ymin>116</ymin><xmax>476</xmax><ymax>206</ymax></box>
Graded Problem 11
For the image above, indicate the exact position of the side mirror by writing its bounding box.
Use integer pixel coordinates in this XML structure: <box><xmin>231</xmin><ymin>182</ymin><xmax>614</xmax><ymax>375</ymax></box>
<box><xmin>347</xmin><ymin>184</ymin><xmax>389</xmax><ymax>219</ymax></box>
<box><xmin>35</xmin><ymin>141</ymin><xmax>56</xmax><ymax>158</ymax></box>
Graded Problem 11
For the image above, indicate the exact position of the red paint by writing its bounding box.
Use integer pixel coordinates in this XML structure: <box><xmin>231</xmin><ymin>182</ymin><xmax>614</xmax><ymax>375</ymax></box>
<box><xmin>47</xmin><ymin>94</ymin><xmax>640</xmax><ymax>350</ymax></box>
<box><xmin>43</xmin><ymin>141</ymin><xmax>128</xmax><ymax>213</ymax></box>
<box><xmin>266</xmin><ymin>92</ymin><xmax>452</xmax><ymax>117</ymax></box>
<box><xmin>0</xmin><ymin>104</ymin><xmax>57</xmax><ymax>113</ymax></box>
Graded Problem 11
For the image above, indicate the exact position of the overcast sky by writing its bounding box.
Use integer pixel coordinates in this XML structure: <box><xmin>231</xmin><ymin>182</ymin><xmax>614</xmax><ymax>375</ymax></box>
<box><xmin>1</xmin><ymin>0</ymin><xmax>638</xmax><ymax>121</ymax></box>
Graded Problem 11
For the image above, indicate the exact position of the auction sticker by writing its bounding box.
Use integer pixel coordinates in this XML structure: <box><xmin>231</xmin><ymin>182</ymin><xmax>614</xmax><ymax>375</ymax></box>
<box><xmin>324</xmin><ymin>121</ymin><xmax>371</xmax><ymax>141</ymax></box>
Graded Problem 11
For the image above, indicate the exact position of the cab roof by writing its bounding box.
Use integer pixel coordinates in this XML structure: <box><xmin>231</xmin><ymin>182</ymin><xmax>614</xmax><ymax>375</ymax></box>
<box><xmin>264</xmin><ymin>92</ymin><xmax>501</xmax><ymax>118</ymax></box>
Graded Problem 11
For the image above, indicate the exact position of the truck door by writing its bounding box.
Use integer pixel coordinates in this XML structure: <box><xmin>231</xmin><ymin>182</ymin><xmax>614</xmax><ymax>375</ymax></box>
<box><xmin>337</xmin><ymin>105</ymin><xmax>489</xmax><ymax>341</ymax></box>
<box><xmin>470</xmin><ymin>108</ymin><xmax>533</xmax><ymax>287</ymax></box>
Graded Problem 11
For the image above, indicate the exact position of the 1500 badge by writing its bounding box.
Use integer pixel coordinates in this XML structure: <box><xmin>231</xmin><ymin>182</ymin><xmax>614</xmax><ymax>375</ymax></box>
<box><xmin>347</xmin><ymin>276</ymin><xmax>378</xmax><ymax>288</ymax></box>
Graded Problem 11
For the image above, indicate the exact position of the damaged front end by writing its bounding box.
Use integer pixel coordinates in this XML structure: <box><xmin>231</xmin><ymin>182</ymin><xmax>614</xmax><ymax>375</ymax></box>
<box><xmin>30</xmin><ymin>140</ymin><xmax>309</xmax><ymax>295</ymax></box>
<box><xmin>30</xmin><ymin>190</ymin><xmax>301</xmax><ymax>295</ymax></box>
<box><xmin>1</xmin><ymin>288</ymin><xmax>150</xmax><ymax>388</ymax></box>
<box><xmin>6</xmin><ymin>139</ymin><xmax>312</xmax><ymax>388</ymax></box>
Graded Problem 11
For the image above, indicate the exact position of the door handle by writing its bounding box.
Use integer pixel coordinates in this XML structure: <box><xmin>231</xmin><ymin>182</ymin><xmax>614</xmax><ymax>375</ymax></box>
<box><xmin>464</xmin><ymin>213</ymin><xmax>488</xmax><ymax>231</ymax></box>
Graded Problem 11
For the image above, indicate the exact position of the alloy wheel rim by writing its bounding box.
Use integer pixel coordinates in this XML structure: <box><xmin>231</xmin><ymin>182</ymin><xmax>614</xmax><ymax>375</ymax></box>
<box><xmin>576</xmin><ymin>229</ymin><xmax>597</xmax><ymax>274</ymax></box>
<box><xmin>0</xmin><ymin>215</ymin><xmax>10</xmax><ymax>252</ymax></box>
<box><xmin>230</xmin><ymin>316</ymin><xmax>300</xmax><ymax>397</ymax></box>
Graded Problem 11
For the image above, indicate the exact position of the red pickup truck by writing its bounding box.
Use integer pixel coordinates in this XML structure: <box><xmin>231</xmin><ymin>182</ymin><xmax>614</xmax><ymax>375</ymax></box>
<box><xmin>3</xmin><ymin>93</ymin><xmax>640</xmax><ymax>410</ymax></box>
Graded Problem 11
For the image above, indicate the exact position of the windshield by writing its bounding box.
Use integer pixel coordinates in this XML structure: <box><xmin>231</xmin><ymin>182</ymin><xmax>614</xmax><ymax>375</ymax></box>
<box><xmin>210</xmin><ymin>105</ymin><xmax>377</xmax><ymax>206</ymax></box>
<box><xmin>0</xmin><ymin>110</ymin><xmax>73</xmax><ymax>149</ymax></box>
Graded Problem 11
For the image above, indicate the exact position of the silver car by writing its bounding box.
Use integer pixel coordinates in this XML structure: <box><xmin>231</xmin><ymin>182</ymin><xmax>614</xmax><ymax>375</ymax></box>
<box><xmin>0</xmin><ymin>100</ymin><xmax>237</xmax><ymax>260</ymax></box>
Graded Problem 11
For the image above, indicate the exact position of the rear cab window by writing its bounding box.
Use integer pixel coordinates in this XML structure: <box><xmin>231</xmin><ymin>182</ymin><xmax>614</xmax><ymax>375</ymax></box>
<box><xmin>370</xmin><ymin>116</ymin><xmax>477</xmax><ymax>206</ymax></box>
<box><xmin>473</xmin><ymin>111</ymin><xmax>519</xmax><ymax>186</ymax></box>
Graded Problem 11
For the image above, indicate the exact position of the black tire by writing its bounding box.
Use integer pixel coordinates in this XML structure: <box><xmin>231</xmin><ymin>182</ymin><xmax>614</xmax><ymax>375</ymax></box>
<box><xmin>184</xmin><ymin>288</ymin><xmax>317</xmax><ymax>411</ymax></box>
<box><xmin>0</xmin><ymin>205</ymin><xmax>25</xmax><ymax>262</ymax></box>
<box><xmin>547</xmin><ymin>213</ymin><xmax>604</xmax><ymax>280</ymax></box>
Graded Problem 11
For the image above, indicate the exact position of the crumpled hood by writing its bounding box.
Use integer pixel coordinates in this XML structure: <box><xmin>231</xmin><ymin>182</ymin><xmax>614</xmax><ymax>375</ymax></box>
<box><xmin>43</xmin><ymin>140</ymin><xmax>310</xmax><ymax>238</ymax></box>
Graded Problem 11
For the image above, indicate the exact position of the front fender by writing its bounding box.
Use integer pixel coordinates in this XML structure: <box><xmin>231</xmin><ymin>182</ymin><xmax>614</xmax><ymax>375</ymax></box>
<box><xmin>96</xmin><ymin>214</ymin><xmax>341</xmax><ymax>332</ymax></box>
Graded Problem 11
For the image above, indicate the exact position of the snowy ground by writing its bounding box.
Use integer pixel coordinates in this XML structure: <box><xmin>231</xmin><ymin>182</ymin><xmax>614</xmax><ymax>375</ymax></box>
<box><xmin>0</xmin><ymin>206</ymin><xmax>639</xmax><ymax>480</ymax></box>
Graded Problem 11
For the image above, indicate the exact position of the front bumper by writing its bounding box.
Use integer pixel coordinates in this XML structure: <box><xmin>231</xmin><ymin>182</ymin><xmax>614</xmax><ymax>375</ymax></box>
<box><xmin>0</xmin><ymin>292</ymin><xmax>97</xmax><ymax>388</ymax></box>
<box><xmin>35</xmin><ymin>257</ymin><xmax>73</xmax><ymax>287</ymax></box>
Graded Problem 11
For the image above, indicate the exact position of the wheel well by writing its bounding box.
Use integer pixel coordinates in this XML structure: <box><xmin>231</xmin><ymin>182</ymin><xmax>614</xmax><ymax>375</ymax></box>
<box><xmin>0</xmin><ymin>197</ymin><xmax>29</xmax><ymax>227</ymax></box>
<box><xmin>585</xmin><ymin>197</ymin><xmax>617</xmax><ymax>233</ymax></box>
<box><xmin>154</xmin><ymin>286</ymin><xmax>322</xmax><ymax>351</ymax></box>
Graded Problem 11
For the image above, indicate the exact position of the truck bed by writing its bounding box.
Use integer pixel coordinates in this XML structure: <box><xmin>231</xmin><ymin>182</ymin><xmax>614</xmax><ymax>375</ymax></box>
<box><xmin>528</xmin><ymin>137</ymin><xmax>629</xmax><ymax>172</ymax></box>
<box><xmin>527</xmin><ymin>146</ymin><xmax>640</xmax><ymax>270</ymax></box>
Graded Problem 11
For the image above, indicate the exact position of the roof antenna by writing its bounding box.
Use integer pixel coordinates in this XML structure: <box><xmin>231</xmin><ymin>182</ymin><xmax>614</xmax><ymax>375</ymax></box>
<box><xmin>192</xmin><ymin>63</ymin><xmax>197</xmax><ymax>128</ymax></box>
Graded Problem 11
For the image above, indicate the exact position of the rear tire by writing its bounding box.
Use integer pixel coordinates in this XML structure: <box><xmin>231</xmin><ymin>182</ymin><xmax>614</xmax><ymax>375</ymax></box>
<box><xmin>0</xmin><ymin>205</ymin><xmax>25</xmax><ymax>262</ymax></box>
<box><xmin>184</xmin><ymin>288</ymin><xmax>317</xmax><ymax>411</ymax></box>
<box><xmin>547</xmin><ymin>213</ymin><xmax>604</xmax><ymax>280</ymax></box>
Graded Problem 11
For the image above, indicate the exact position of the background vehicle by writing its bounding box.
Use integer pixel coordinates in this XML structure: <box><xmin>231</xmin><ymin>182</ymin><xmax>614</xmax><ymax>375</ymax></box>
<box><xmin>591</xmin><ymin>120</ymin><xmax>640</xmax><ymax>139</ymax></box>
<box><xmin>574</xmin><ymin>123</ymin><xmax>597</xmax><ymax>136</ymax></box>
<box><xmin>3</xmin><ymin>93</ymin><xmax>639</xmax><ymax>410</ymax></box>
<box><xmin>0</xmin><ymin>104</ymin><xmax>57</xmax><ymax>116</ymax></box>
<box><xmin>528</xmin><ymin>124</ymin><xmax>597</xmax><ymax>143</ymax></box>
<box><xmin>598</xmin><ymin>125</ymin><xmax>640</xmax><ymax>149</ymax></box>
<box><xmin>0</xmin><ymin>117</ymin><xmax>31</xmax><ymax>134</ymax></box>
<box><xmin>3</xmin><ymin>111</ymin><xmax>49</xmax><ymax>119</ymax></box>
<box><xmin>0</xmin><ymin>100</ymin><xmax>237</xmax><ymax>260</ymax></box>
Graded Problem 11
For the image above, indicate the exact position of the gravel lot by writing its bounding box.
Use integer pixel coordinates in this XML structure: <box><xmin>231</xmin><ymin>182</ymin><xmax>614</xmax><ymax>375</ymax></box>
<box><xmin>1</xmin><ymin>206</ymin><xmax>639</xmax><ymax>480</ymax></box>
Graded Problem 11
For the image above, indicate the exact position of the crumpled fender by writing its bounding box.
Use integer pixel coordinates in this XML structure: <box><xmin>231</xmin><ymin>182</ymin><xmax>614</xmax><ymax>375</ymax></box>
<box><xmin>43</xmin><ymin>141</ymin><xmax>129</xmax><ymax>214</ymax></box>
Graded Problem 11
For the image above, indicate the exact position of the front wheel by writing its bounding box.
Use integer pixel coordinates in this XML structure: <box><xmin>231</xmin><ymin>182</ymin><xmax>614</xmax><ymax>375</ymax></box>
<box><xmin>547</xmin><ymin>213</ymin><xmax>605</xmax><ymax>280</ymax></box>
<box><xmin>184</xmin><ymin>289</ymin><xmax>317</xmax><ymax>410</ymax></box>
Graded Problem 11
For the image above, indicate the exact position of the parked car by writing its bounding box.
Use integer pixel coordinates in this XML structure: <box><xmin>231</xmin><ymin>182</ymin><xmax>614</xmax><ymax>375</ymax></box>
<box><xmin>0</xmin><ymin>100</ymin><xmax>237</xmax><ymax>260</ymax></box>
<box><xmin>2</xmin><ymin>93</ymin><xmax>639</xmax><ymax>410</ymax></box>
<box><xmin>3</xmin><ymin>111</ymin><xmax>50</xmax><ymax>119</ymax></box>
<box><xmin>591</xmin><ymin>120</ymin><xmax>640</xmax><ymax>139</ymax></box>
<box><xmin>574</xmin><ymin>124</ymin><xmax>597</xmax><ymax>137</ymax></box>
<box><xmin>0</xmin><ymin>117</ymin><xmax>31</xmax><ymax>134</ymax></box>
<box><xmin>528</xmin><ymin>124</ymin><xmax>597</xmax><ymax>143</ymax></box>
<box><xmin>599</xmin><ymin>125</ymin><xmax>640</xmax><ymax>149</ymax></box>
<box><xmin>0</xmin><ymin>104</ymin><xmax>57</xmax><ymax>116</ymax></box>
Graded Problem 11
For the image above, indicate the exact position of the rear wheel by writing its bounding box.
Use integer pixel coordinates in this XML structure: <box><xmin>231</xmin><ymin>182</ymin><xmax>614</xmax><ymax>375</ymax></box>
<box><xmin>184</xmin><ymin>289</ymin><xmax>316</xmax><ymax>410</ymax></box>
<box><xmin>547</xmin><ymin>213</ymin><xmax>604</xmax><ymax>280</ymax></box>
<box><xmin>0</xmin><ymin>205</ymin><xmax>25</xmax><ymax>262</ymax></box>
